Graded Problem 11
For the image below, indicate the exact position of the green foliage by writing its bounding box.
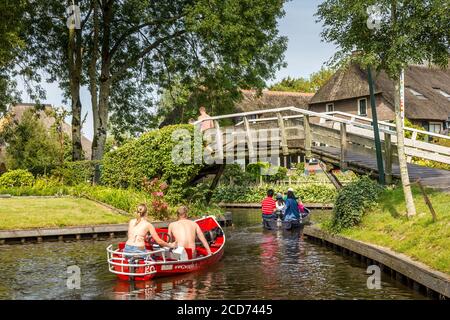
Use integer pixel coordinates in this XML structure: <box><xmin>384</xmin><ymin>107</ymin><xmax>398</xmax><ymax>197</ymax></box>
<box><xmin>330</xmin><ymin>177</ymin><xmax>384</xmax><ymax>232</ymax></box>
<box><xmin>316</xmin><ymin>0</ymin><xmax>449</xmax><ymax>77</ymax></box>
<box><xmin>0</xmin><ymin>169</ymin><xmax>34</xmax><ymax>188</ymax></box>
<box><xmin>212</xmin><ymin>183</ymin><xmax>337</xmax><ymax>204</ymax></box>
<box><xmin>404</xmin><ymin>119</ymin><xmax>426</xmax><ymax>140</ymax></box>
<box><xmin>2</xmin><ymin>109</ymin><xmax>62</xmax><ymax>174</ymax></box>
<box><xmin>221</xmin><ymin>164</ymin><xmax>254</xmax><ymax>185</ymax></box>
<box><xmin>0</xmin><ymin>1</ymin><xmax>26</xmax><ymax>113</ymax></box>
<box><xmin>71</xmin><ymin>184</ymin><xmax>149</xmax><ymax>215</ymax></box>
<box><xmin>269</xmin><ymin>67</ymin><xmax>335</xmax><ymax>92</ymax></box>
<box><xmin>51</xmin><ymin>161</ymin><xmax>101</xmax><ymax>186</ymax></box>
<box><xmin>295</xmin><ymin>162</ymin><xmax>305</xmax><ymax>174</ymax></box>
<box><xmin>0</xmin><ymin>176</ymin><xmax>68</xmax><ymax>196</ymax></box>
<box><xmin>246</xmin><ymin>162</ymin><xmax>288</xmax><ymax>183</ymax></box>
<box><xmin>102</xmin><ymin>124</ymin><xmax>204</xmax><ymax>203</ymax></box>
<box><xmin>265</xmin><ymin>166</ymin><xmax>288</xmax><ymax>183</ymax></box>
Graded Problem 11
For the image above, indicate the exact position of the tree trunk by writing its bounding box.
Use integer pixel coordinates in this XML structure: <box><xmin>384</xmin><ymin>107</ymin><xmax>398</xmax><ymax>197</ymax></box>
<box><xmin>89</xmin><ymin>0</ymin><xmax>99</xmax><ymax>160</ymax></box>
<box><xmin>91</xmin><ymin>0</ymin><xmax>112</xmax><ymax>160</ymax></box>
<box><xmin>393</xmin><ymin>77</ymin><xmax>416</xmax><ymax>216</ymax></box>
<box><xmin>68</xmin><ymin>16</ymin><xmax>83</xmax><ymax>161</ymax></box>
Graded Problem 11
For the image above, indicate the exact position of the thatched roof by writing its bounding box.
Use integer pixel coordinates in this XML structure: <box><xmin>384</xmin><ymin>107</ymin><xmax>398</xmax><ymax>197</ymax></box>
<box><xmin>0</xmin><ymin>103</ymin><xmax>92</xmax><ymax>160</ymax></box>
<box><xmin>235</xmin><ymin>90</ymin><xmax>313</xmax><ymax>113</ymax></box>
<box><xmin>310</xmin><ymin>63</ymin><xmax>450</xmax><ymax>121</ymax></box>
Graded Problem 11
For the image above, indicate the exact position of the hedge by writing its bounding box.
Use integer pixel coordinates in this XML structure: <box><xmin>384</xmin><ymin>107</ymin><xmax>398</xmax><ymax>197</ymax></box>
<box><xmin>101</xmin><ymin>125</ymin><xmax>205</xmax><ymax>203</ymax></box>
<box><xmin>212</xmin><ymin>183</ymin><xmax>337</xmax><ymax>204</ymax></box>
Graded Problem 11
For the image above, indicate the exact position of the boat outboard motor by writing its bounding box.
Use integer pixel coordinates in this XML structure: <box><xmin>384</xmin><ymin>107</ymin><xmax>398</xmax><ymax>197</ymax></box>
<box><xmin>203</xmin><ymin>227</ymin><xmax>222</xmax><ymax>245</ymax></box>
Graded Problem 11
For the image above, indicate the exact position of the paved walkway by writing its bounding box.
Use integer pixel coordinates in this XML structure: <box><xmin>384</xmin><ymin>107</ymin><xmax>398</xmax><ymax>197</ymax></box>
<box><xmin>312</xmin><ymin>146</ymin><xmax>450</xmax><ymax>191</ymax></box>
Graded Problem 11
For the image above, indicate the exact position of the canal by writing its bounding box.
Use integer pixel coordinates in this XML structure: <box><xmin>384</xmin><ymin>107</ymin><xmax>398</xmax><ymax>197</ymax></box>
<box><xmin>0</xmin><ymin>209</ymin><xmax>426</xmax><ymax>300</ymax></box>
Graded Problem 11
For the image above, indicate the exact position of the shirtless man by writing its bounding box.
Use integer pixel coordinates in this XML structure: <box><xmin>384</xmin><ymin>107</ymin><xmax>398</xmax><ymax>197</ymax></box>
<box><xmin>197</xmin><ymin>106</ymin><xmax>214</xmax><ymax>132</ymax></box>
<box><xmin>168</xmin><ymin>206</ymin><xmax>212</xmax><ymax>258</ymax></box>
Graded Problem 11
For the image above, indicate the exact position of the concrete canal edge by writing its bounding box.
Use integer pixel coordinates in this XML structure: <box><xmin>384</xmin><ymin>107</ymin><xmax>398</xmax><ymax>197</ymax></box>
<box><xmin>219</xmin><ymin>202</ymin><xmax>334</xmax><ymax>210</ymax></box>
<box><xmin>303</xmin><ymin>226</ymin><xmax>450</xmax><ymax>299</ymax></box>
<box><xmin>0</xmin><ymin>215</ymin><xmax>232</xmax><ymax>245</ymax></box>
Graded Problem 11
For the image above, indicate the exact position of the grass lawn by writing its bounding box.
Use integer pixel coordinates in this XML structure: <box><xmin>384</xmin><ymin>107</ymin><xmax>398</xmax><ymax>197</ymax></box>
<box><xmin>319</xmin><ymin>187</ymin><xmax>450</xmax><ymax>274</ymax></box>
<box><xmin>0</xmin><ymin>197</ymin><xmax>131</xmax><ymax>230</ymax></box>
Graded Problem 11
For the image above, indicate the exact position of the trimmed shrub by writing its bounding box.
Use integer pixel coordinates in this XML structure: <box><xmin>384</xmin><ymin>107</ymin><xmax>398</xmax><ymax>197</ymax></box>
<box><xmin>212</xmin><ymin>183</ymin><xmax>337</xmax><ymax>204</ymax></box>
<box><xmin>101</xmin><ymin>125</ymin><xmax>204</xmax><ymax>203</ymax></box>
<box><xmin>246</xmin><ymin>162</ymin><xmax>288</xmax><ymax>183</ymax></box>
<box><xmin>51</xmin><ymin>161</ymin><xmax>101</xmax><ymax>185</ymax></box>
<box><xmin>330</xmin><ymin>177</ymin><xmax>384</xmax><ymax>232</ymax></box>
<box><xmin>0</xmin><ymin>169</ymin><xmax>34</xmax><ymax>188</ymax></box>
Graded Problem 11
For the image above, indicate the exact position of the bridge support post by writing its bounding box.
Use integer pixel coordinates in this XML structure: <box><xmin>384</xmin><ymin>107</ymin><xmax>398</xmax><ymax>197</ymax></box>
<box><xmin>214</xmin><ymin>120</ymin><xmax>224</xmax><ymax>163</ymax></box>
<box><xmin>243</xmin><ymin>116</ymin><xmax>256</xmax><ymax>163</ymax></box>
<box><xmin>384</xmin><ymin>132</ymin><xmax>393</xmax><ymax>184</ymax></box>
<box><xmin>277</xmin><ymin>112</ymin><xmax>289</xmax><ymax>156</ymax></box>
<box><xmin>340</xmin><ymin>122</ymin><xmax>347</xmax><ymax>170</ymax></box>
<box><xmin>303</xmin><ymin>115</ymin><xmax>312</xmax><ymax>159</ymax></box>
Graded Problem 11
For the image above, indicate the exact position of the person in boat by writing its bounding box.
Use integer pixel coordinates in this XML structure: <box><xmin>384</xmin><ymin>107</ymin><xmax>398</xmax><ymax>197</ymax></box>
<box><xmin>124</xmin><ymin>204</ymin><xmax>177</xmax><ymax>256</ymax></box>
<box><xmin>283</xmin><ymin>190</ymin><xmax>300</xmax><ymax>222</ymax></box>
<box><xmin>275</xmin><ymin>193</ymin><xmax>285</xmax><ymax>221</ymax></box>
<box><xmin>168</xmin><ymin>206</ymin><xmax>212</xmax><ymax>259</ymax></box>
<box><xmin>261</xmin><ymin>189</ymin><xmax>277</xmax><ymax>229</ymax></box>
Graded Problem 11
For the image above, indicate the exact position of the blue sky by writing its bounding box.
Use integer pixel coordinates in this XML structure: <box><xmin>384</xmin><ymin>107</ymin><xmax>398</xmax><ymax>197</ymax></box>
<box><xmin>19</xmin><ymin>0</ymin><xmax>336</xmax><ymax>140</ymax></box>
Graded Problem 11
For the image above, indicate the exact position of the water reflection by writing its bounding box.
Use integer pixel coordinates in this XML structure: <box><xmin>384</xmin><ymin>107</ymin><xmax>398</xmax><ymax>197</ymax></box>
<box><xmin>0</xmin><ymin>209</ymin><xmax>427</xmax><ymax>300</ymax></box>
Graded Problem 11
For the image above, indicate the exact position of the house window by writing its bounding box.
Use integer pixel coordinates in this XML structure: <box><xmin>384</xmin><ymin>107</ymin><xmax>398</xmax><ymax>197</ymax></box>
<box><xmin>326</xmin><ymin>103</ymin><xmax>334</xmax><ymax>112</ymax></box>
<box><xmin>358</xmin><ymin>98</ymin><xmax>367</xmax><ymax>116</ymax></box>
<box><xmin>428</xmin><ymin>122</ymin><xmax>442</xmax><ymax>134</ymax></box>
<box><xmin>433</xmin><ymin>87</ymin><xmax>450</xmax><ymax>101</ymax></box>
<box><xmin>407</xmin><ymin>87</ymin><xmax>428</xmax><ymax>100</ymax></box>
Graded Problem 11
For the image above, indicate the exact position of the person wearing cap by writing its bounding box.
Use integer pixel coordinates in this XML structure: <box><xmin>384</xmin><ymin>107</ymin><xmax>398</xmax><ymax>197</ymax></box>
<box><xmin>275</xmin><ymin>193</ymin><xmax>286</xmax><ymax>221</ymax></box>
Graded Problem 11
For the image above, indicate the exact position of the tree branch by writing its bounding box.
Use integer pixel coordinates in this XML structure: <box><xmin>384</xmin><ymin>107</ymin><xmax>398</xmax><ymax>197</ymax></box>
<box><xmin>109</xmin><ymin>14</ymin><xmax>185</xmax><ymax>58</ymax></box>
<box><xmin>110</xmin><ymin>29</ymin><xmax>187</xmax><ymax>83</ymax></box>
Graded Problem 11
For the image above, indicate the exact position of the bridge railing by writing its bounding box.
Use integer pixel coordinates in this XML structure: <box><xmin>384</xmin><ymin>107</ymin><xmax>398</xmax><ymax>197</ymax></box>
<box><xmin>193</xmin><ymin>107</ymin><xmax>450</xmax><ymax>179</ymax></box>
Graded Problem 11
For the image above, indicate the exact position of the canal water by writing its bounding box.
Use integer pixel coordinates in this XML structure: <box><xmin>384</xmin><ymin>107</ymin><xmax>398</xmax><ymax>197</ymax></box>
<box><xmin>0</xmin><ymin>209</ymin><xmax>426</xmax><ymax>300</ymax></box>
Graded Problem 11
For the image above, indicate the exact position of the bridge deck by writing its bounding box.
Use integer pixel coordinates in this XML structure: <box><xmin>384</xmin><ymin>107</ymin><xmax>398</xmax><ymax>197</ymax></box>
<box><xmin>313</xmin><ymin>146</ymin><xmax>450</xmax><ymax>191</ymax></box>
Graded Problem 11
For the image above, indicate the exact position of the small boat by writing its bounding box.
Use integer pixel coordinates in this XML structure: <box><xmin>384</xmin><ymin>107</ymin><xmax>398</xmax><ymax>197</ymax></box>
<box><xmin>106</xmin><ymin>216</ymin><xmax>225</xmax><ymax>281</ymax></box>
<box><xmin>265</xmin><ymin>208</ymin><xmax>311</xmax><ymax>231</ymax></box>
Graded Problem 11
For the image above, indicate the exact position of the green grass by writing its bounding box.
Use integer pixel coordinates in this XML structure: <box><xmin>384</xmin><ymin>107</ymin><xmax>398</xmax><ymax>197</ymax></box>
<box><xmin>319</xmin><ymin>186</ymin><xmax>450</xmax><ymax>274</ymax></box>
<box><xmin>0</xmin><ymin>197</ymin><xmax>131</xmax><ymax>230</ymax></box>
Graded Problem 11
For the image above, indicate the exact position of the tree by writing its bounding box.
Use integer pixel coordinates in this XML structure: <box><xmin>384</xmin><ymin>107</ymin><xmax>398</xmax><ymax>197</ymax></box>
<box><xmin>1</xmin><ymin>109</ymin><xmax>63</xmax><ymax>174</ymax></box>
<box><xmin>0</xmin><ymin>0</ymin><xmax>26</xmax><ymax>115</ymax></box>
<box><xmin>270</xmin><ymin>67</ymin><xmax>334</xmax><ymax>92</ymax></box>
<box><xmin>23</xmin><ymin>0</ymin><xmax>90</xmax><ymax>161</ymax></box>
<box><xmin>316</xmin><ymin>0</ymin><xmax>449</xmax><ymax>217</ymax></box>
<box><xmin>85</xmin><ymin>0</ymin><xmax>287</xmax><ymax>160</ymax></box>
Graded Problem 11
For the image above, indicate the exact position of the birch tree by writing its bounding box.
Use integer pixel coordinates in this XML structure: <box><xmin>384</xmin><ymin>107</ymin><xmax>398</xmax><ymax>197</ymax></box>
<box><xmin>316</xmin><ymin>0</ymin><xmax>449</xmax><ymax>216</ymax></box>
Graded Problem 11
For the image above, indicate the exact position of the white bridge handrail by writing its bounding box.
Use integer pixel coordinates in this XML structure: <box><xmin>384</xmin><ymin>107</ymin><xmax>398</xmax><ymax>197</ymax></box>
<box><xmin>194</xmin><ymin>106</ymin><xmax>449</xmax><ymax>141</ymax></box>
<box><xmin>194</xmin><ymin>106</ymin><xmax>399</xmax><ymax>135</ymax></box>
<box><xmin>326</xmin><ymin>111</ymin><xmax>450</xmax><ymax>141</ymax></box>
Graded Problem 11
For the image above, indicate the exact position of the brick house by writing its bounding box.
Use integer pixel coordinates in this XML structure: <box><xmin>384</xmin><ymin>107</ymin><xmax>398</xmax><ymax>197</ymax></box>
<box><xmin>309</xmin><ymin>63</ymin><xmax>450</xmax><ymax>134</ymax></box>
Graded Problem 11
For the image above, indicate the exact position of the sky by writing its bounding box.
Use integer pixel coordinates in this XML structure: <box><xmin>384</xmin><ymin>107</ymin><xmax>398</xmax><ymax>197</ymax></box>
<box><xmin>18</xmin><ymin>0</ymin><xmax>336</xmax><ymax>141</ymax></box>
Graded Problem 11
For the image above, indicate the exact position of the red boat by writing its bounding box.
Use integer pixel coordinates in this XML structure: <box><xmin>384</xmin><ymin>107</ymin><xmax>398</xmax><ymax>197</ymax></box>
<box><xmin>106</xmin><ymin>216</ymin><xmax>225</xmax><ymax>281</ymax></box>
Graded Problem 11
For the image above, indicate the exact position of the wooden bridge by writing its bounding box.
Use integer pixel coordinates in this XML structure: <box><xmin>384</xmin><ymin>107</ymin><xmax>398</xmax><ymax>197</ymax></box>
<box><xmin>195</xmin><ymin>107</ymin><xmax>450</xmax><ymax>191</ymax></box>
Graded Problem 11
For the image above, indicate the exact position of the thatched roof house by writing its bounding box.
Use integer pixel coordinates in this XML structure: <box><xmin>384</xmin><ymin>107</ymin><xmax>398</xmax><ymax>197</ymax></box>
<box><xmin>235</xmin><ymin>89</ymin><xmax>314</xmax><ymax>113</ymax></box>
<box><xmin>0</xmin><ymin>103</ymin><xmax>92</xmax><ymax>168</ymax></box>
<box><xmin>309</xmin><ymin>63</ymin><xmax>450</xmax><ymax>133</ymax></box>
